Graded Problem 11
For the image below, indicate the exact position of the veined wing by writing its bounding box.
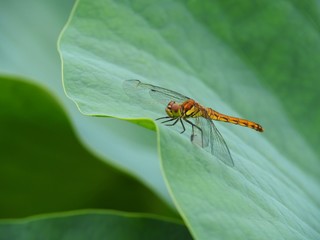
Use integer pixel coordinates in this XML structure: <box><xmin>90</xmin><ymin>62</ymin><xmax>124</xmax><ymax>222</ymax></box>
<box><xmin>192</xmin><ymin>117</ymin><xmax>210</xmax><ymax>148</ymax></box>
<box><xmin>209</xmin><ymin>120</ymin><xmax>234</xmax><ymax>167</ymax></box>
<box><xmin>123</xmin><ymin>79</ymin><xmax>189</xmax><ymax>104</ymax></box>
<box><xmin>192</xmin><ymin>117</ymin><xmax>234</xmax><ymax>167</ymax></box>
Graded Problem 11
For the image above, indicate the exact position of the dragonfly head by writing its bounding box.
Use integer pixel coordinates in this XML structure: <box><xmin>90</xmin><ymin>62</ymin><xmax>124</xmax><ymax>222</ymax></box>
<box><xmin>165</xmin><ymin>101</ymin><xmax>183</xmax><ymax>118</ymax></box>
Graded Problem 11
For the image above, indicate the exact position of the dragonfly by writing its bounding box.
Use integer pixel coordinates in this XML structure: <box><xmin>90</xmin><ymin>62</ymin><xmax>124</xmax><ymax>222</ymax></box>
<box><xmin>123</xmin><ymin>79</ymin><xmax>264</xmax><ymax>167</ymax></box>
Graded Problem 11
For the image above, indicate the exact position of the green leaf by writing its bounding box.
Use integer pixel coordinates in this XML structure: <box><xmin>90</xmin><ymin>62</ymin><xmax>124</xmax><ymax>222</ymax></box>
<box><xmin>0</xmin><ymin>210</ymin><xmax>192</xmax><ymax>240</ymax></box>
<box><xmin>0</xmin><ymin>0</ymin><xmax>172</xmax><ymax>206</ymax></box>
<box><xmin>0</xmin><ymin>76</ymin><xmax>176</xmax><ymax>218</ymax></box>
<box><xmin>59</xmin><ymin>0</ymin><xmax>320</xmax><ymax>239</ymax></box>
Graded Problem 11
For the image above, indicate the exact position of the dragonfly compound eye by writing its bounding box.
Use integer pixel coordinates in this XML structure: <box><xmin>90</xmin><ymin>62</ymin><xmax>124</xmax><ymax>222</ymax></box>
<box><xmin>166</xmin><ymin>101</ymin><xmax>182</xmax><ymax>118</ymax></box>
<box><xmin>167</xmin><ymin>101</ymin><xmax>180</xmax><ymax>112</ymax></box>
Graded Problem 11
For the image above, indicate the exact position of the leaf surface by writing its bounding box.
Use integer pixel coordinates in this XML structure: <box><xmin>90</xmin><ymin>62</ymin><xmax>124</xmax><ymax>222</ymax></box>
<box><xmin>61</xmin><ymin>0</ymin><xmax>320</xmax><ymax>238</ymax></box>
<box><xmin>0</xmin><ymin>211</ymin><xmax>191</xmax><ymax>240</ymax></box>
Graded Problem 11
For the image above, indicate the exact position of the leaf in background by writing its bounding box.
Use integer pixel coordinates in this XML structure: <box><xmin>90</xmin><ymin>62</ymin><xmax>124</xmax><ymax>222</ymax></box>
<box><xmin>59</xmin><ymin>0</ymin><xmax>320</xmax><ymax>239</ymax></box>
<box><xmin>0</xmin><ymin>76</ymin><xmax>176</xmax><ymax>218</ymax></box>
<box><xmin>0</xmin><ymin>210</ymin><xmax>192</xmax><ymax>240</ymax></box>
<box><xmin>0</xmin><ymin>0</ymin><xmax>172</xmax><ymax>206</ymax></box>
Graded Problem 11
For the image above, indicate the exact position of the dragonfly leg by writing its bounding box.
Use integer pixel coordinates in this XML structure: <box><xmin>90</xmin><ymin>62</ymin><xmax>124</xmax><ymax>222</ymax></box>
<box><xmin>184</xmin><ymin>119</ymin><xmax>204</xmax><ymax>147</ymax></box>
<box><xmin>164</xmin><ymin>118</ymin><xmax>180</xmax><ymax>126</ymax></box>
<box><xmin>160</xmin><ymin>118</ymin><xmax>176</xmax><ymax>124</ymax></box>
<box><xmin>156</xmin><ymin>116</ymin><xmax>171</xmax><ymax>121</ymax></box>
<box><xmin>179</xmin><ymin>118</ymin><xmax>186</xmax><ymax>134</ymax></box>
<box><xmin>165</xmin><ymin>118</ymin><xmax>186</xmax><ymax>134</ymax></box>
<box><xmin>190</xmin><ymin>125</ymin><xmax>195</xmax><ymax>141</ymax></box>
<box><xmin>155</xmin><ymin>116</ymin><xmax>177</xmax><ymax>124</ymax></box>
<box><xmin>157</xmin><ymin>117</ymin><xmax>186</xmax><ymax>133</ymax></box>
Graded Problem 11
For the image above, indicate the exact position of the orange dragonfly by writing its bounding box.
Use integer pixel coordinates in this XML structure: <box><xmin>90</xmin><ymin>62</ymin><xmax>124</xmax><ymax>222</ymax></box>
<box><xmin>123</xmin><ymin>79</ymin><xmax>263</xmax><ymax>167</ymax></box>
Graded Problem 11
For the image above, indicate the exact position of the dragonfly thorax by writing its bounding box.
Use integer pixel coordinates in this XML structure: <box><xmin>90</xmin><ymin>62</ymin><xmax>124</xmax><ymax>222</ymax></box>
<box><xmin>165</xmin><ymin>101</ymin><xmax>183</xmax><ymax>118</ymax></box>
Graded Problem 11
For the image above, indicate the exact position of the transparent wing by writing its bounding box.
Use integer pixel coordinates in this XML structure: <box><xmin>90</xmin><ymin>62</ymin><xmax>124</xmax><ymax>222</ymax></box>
<box><xmin>192</xmin><ymin>117</ymin><xmax>209</xmax><ymax>148</ymax></box>
<box><xmin>123</xmin><ymin>79</ymin><xmax>189</xmax><ymax>105</ymax></box>
<box><xmin>190</xmin><ymin>117</ymin><xmax>234</xmax><ymax>167</ymax></box>
<box><xmin>209</xmin><ymin>120</ymin><xmax>234</xmax><ymax>167</ymax></box>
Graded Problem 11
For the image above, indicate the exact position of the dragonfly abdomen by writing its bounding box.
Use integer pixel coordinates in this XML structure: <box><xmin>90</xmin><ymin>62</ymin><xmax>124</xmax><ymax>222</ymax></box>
<box><xmin>207</xmin><ymin>108</ymin><xmax>264</xmax><ymax>132</ymax></box>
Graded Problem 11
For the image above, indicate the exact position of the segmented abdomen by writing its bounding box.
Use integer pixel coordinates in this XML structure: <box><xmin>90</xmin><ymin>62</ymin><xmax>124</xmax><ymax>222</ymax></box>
<box><xmin>206</xmin><ymin>108</ymin><xmax>264</xmax><ymax>132</ymax></box>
